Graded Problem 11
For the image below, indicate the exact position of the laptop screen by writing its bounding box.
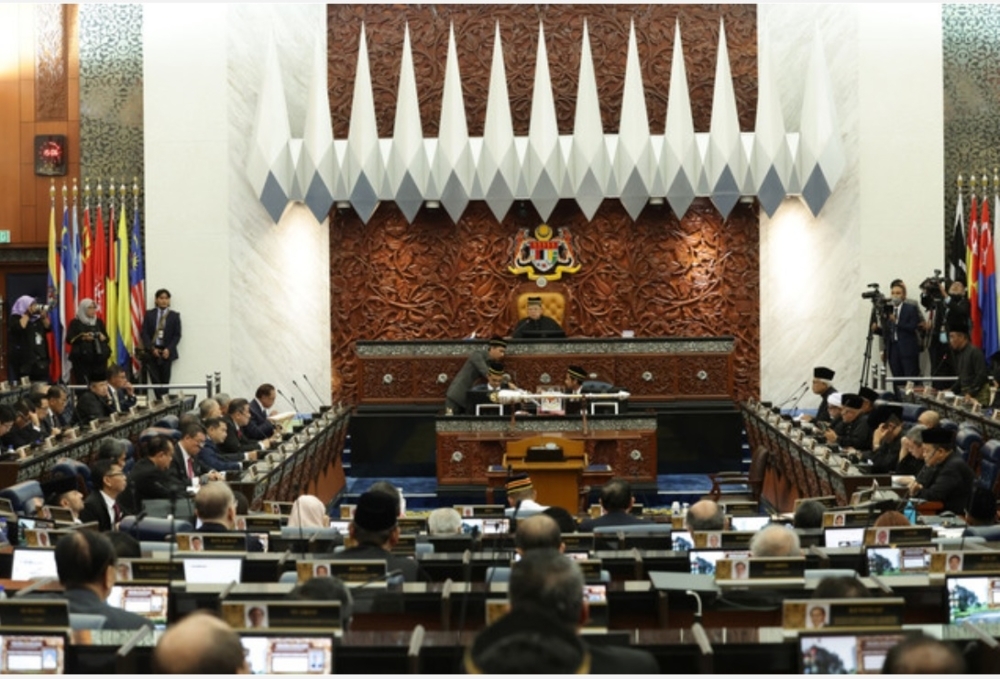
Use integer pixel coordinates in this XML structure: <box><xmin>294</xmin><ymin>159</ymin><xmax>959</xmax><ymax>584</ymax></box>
<box><xmin>672</xmin><ymin>531</ymin><xmax>694</xmax><ymax>552</ymax></box>
<box><xmin>107</xmin><ymin>585</ymin><xmax>169</xmax><ymax>630</ymax></box>
<box><xmin>461</xmin><ymin>518</ymin><xmax>510</xmax><ymax>535</ymax></box>
<box><xmin>730</xmin><ymin>516</ymin><xmax>771</xmax><ymax>532</ymax></box>
<box><xmin>866</xmin><ymin>547</ymin><xmax>933</xmax><ymax>576</ymax></box>
<box><xmin>947</xmin><ymin>575</ymin><xmax>1000</xmax><ymax>623</ymax></box>
<box><xmin>824</xmin><ymin>527</ymin><xmax>865</xmax><ymax>548</ymax></box>
<box><xmin>240</xmin><ymin>636</ymin><xmax>333</xmax><ymax>675</ymax></box>
<box><xmin>0</xmin><ymin>633</ymin><xmax>66</xmax><ymax>674</ymax></box>
<box><xmin>183</xmin><ymin>558</ymin><xmax>243</xmax><ymax>584</ymax></box>
<box><xmin>799</xmin><ymin>632</ymin><xmax>906</xmax><ymax>674</ymax></box>
<box><xmin>689</xmin><ymin>549</ymin><xmax>750</xmax><ymax>576</ymax></box>
<box><xmin>11</xmin><ymin>549</ymin><xmax>57</xmax><ymax>581</ymax></box>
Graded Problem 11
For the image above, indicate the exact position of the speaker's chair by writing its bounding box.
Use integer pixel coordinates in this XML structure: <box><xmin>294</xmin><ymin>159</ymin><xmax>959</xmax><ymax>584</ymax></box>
<box><xmin>512</xmin><ymin>282</ymin><xmax>569</xmax><ymax>331</ymax></box>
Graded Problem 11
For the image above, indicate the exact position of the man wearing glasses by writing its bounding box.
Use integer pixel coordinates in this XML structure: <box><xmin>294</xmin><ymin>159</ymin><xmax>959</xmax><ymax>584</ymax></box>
<box><xmin>81</xmin><ymin>459</ymin><xmax>129</xmax><ymax>531</ymax></box>
<box><xmin>170</xmin><ymin>422</ymin><xmax>222</xmax><ymax>489</ymax></box>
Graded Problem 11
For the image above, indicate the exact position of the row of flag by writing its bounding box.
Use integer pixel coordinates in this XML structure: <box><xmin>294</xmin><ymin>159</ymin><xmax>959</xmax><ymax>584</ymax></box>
<box><xmin>950</xmin><ymin>191</ymin><xmax>999</xmax><ymax>360</ymax></box>
<box><xmin>46</xmin><ymin>181</ymin><xmax>146</xmax><ymax>384</ymax></box>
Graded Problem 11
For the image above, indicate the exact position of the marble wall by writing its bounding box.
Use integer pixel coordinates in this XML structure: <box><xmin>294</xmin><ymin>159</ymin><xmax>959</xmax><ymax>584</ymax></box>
<box><xmin>759</xmin><ymin>4</ymin><xmax>943</xmax><ymax>407</ymax></box>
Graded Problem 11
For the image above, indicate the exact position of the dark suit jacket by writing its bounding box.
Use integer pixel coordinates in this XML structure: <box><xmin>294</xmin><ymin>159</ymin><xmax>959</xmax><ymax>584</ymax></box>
<box><xmin>198</xmin><ymin>520</ymin><xmax>264</xmax><ymax>552</ymax></box>
<box><xmin>65</xmin><ymin>587</ymin><xmax>151</xmax><ymax>630</ymax></box>
<box><xmin>78</xmin><ymin>491</ymin><xmax>114</xmax><ymax>532</ymax></box>
<box><xmin>246</xmin><ymin>400</ymin><xmax>275</xmax><ymax>440</ymax></box>
<box><xmin>75</xmin><ymin>389</ymin><xmax>113</xmax><ymax>426</ymax></box>
<box><xmin>915</xmin><ymin>450</ymin><xmax>975</xmax><ymax>515</ymax></box>
<box><xmin>886</xmin><ymin>301</ymin><xmax>921</xmax><ymax>358</ymax></box>
<box><xmin>109</xmin><ymin>386</ymin><xmax>137</xmax><ymax>413</ymax></box>
<box><xmin>219</xmin><ymin>417</ymin><xmax>261</xmax><ymax>455</ymax></box>
<box><xmin>579</xmin><ymin>511</ymin><xmax>645</xmax><ymax>533</ymax></box>
<box><xmin>587</xmin><ymin>642</ymin><xmax>660</xmax><ymax>674</ymax></box>
<box><xmin>168</xmin><ymin>445</ymin><xmax>212</xmax><ymax>486</ymax></box>
<box><xmin>140</xmin><ymin>308</ymin><xmax>181</xmax><ymax>360</ymax></box>
<box><xmin>124</xmin><ymin>457</ymin><xmax>188</xmax><ymax>514</ymax></box>
<box><xmin>197</xmin><ymin>440</ymin><xmax>243</xmax><ymax>473</ymax></box>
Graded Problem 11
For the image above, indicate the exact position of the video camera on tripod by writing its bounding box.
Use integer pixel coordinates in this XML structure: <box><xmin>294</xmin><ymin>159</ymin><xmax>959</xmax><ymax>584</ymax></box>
<box><xmin>861</xmin><ymin>283</ymin><xmax>893</xmax><ymax>318</ymax></box>
<box><xmin>918</xmin><ymin>269</ymin><xmax>946</xmax><ymax>311</ymax></box>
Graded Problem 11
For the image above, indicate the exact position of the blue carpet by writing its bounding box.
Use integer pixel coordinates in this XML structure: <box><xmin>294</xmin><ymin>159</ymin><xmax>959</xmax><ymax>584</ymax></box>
<box><xmin>340</xmin><ymin>474</ymin><xmax>749</xmax><ymax>511</ymax></box>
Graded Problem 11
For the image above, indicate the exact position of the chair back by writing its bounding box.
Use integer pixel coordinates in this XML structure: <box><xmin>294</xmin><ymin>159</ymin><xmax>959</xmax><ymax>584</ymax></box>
<box><xmin>0</xmin><ymin>480</ymin><xmax>43</xmax><ymax>514</ymax></box>
<box><xmin>51</xmin><ymin>458</ymin><xmax>92</xmax><ymax>493</ymax></box>
<box><xmin>511</xmin><ymin>282</ymin><xmax>569</xmax><ymax>330</ymax></box>
<box><xmin>977</xmin><ymin>440</ymin><xmax>1000</xmax><ymax>492</ymax></box>
<box><xmin>69</xmin><ymin>613</ymin><xmax>107</xmax><ymax>630</ymax></box>
<box><xmin>120</xmin><ymin>516</ymin><xmax>193</xmax><ymax>541</ymax></box>
<box><xmin>956</xmin><ymin>427</ymin><xmax>984</xmax><ymax>467</ymax></box>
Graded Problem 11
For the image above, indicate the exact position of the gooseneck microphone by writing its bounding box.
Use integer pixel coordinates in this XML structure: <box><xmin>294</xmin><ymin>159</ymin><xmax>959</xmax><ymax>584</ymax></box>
<box><xmin>302</xmin><ymin>374</ymin><xmax>326</xmax><ymax>407</ymax></box>
<box><xmin>276</xmin><ymin>388</ymin><xmax>297</xmax><ymax>412</ymax></box>
<box><xmin>292</xmin><ymin>380</ymin><xmax>318</xmax><ymax>412</ymax></box>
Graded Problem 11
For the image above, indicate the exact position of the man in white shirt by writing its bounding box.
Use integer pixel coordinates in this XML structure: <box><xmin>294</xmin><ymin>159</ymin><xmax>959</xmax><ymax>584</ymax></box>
<box><xmin>80</xmin><ymin>459</ymin><xmax>128</xmax><ymax>531</ymax></box>
<box><xmin>504</xmin><ymin>474</ymin><xmax>548</xmax><ymax>518</ymax></box>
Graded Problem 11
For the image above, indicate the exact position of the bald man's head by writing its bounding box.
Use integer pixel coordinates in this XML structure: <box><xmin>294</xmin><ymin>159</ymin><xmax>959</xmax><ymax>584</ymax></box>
<box><xmin>917</xmin><ymin>410</ymin><xmax>940</xmax><ymax>429</ymax></box>
<box><xmin>153</xmin><ymin>611</ymin><xmax>248</xmax><ymax>674</ymax></box>
<box><xmin>195</xmin><ymin>481</ymin><xmax>237</xmax><ymax>528</ymax></box>
<box><xmin>685</xmin><ymin>500</ymin><xmax>725</xmax><ymax>531</ymax></box>
<box><xmin>882</xmin><ymin>633</ymin><xmax>965</xmax><ymax>674</ymax></box>
<box><xmin>515</xmin><ymin>514</ymin><xmax>563</xmax><ymax>554</ymax></box>
<box><xmin>750</xmin><ymin>524</ymin><xmax>801</xmax><ymax>557</ymax></box>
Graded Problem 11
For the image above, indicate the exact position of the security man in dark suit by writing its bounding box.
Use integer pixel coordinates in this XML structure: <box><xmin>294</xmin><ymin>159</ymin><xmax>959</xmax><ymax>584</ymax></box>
<box><xmin>140</xmin><ymin>288</ymin><xmax>181</xmax><ymax>398</ymax></box>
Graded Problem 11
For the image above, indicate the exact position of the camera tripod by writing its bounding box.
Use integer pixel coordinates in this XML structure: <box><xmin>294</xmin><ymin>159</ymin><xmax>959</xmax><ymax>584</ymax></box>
<box><xmin>859</xmin><ymin>299</ymin><xmax>885</xmax><ymax>391</ymax></box>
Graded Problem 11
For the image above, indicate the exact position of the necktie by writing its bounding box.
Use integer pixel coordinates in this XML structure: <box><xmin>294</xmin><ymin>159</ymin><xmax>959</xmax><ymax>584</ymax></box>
<box><xmin>113</xmin><ymin>502</ymin><xmax>122</xmax><ymax>524</ymax></box>
<box><xmin>186</xmin><ymin>456</ymin><xmax>194</xmax><ymax>479</ymax></box>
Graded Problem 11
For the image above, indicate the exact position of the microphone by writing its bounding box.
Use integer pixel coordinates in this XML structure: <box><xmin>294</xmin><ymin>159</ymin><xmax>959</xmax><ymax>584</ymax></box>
<box><xmin>128</xmin><ymin>511</ymin><xmax>148</xmax><ymax>538</ymax></box>
<box><xmin>302</xmin><ymin>374</ymin><xmax>326</xmax><ymax>407</ymax></box>
<box><xmin>455</xmin><ymin>548</ymin><xmax>473</xmax><ymax>651</ymax></box>
<box><xmin>292</xmin><ymin>380</ymin><xmax>318</xmax><ymax>412</ymax></box>
<box><xmin>788</xmin><ymin>387</ymin><xmax>810</xmax><ymax>418</ymax></box>
<box><xmin>777</xmin><ymin>382</ymin><xmax>809</xmax><ymax>409</ymax></box>
<box><xmin>353</xmin><ymin>568</ymin><xmax>405</xmax><ymax>589</ymax></box>
<box><xmin>276</xmin><ymin>388</ymin><xmax>297</xmax><ymax>412</ymax></box>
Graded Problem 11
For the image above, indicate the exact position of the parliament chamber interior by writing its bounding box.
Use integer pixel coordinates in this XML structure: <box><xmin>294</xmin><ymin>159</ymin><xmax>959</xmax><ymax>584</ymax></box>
<box><xmin>0</xmin><ymin>2</ymin><xmax>995</xmax><ymax>675</ymax></box>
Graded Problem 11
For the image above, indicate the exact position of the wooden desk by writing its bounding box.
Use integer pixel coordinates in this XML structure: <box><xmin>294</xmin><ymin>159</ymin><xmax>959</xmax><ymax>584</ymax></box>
<box><xmin>436</xmin><ymin>416</ymin><xmax>657</xmax><ymax>486</ymax></box>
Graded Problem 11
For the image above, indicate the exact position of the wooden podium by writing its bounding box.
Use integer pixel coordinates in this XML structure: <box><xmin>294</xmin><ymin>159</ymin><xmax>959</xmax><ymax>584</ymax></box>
<box><xmin>503</xmin><ymin>435</ymin><xmax>587</xmax><ymax>513</ymax></box>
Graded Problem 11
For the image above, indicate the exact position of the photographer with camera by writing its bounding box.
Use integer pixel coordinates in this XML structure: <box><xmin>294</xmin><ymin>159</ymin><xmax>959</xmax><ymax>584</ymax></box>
<box><xmin>8</xmin><ymin>295</ymin><xmax>52</xmax><ymax>382</ymax></box>
<box><xmin>873</xmin><ymin>280</ymin><xmax>922</xmax><ymax>384</ymax></box>
<box><xmin>924</xmin><ymin>275</ymin><xmax>970</xmax><ymax>387</ymax></box>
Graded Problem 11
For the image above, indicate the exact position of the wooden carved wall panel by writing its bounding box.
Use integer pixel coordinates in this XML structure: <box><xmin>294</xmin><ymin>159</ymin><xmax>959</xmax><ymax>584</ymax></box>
<box><xmin>616</xmin><ymin>356</ymin><xmax>676</xmax><ymax>398</ymax></box>
<box><xmin>34</xmin><ymin>4</ymin><xmax>68</xmax><ymax>121</ymax></box>
<box><xmin>359</xmin><ymin>359</ymin><xmax>413</xmax><ymax>400</ymax></box>
<box><xmin>412</xmin><ymin>358</ymin><xmax>467</xmax><ymax>399</ymax></box>
<box><xmin>329</xmin><ymin>6</ymin><xmax>760</xmax><ymax>406</ymax></box>
<box><xmin>672</xmin><ymin>354</ymin><xmax>732</xmax><ymax>397</ymax></box>
<box><xmin>587</xmin><ymin>437</ymin><xmax>656</xmax><ymax>480</ymax></box>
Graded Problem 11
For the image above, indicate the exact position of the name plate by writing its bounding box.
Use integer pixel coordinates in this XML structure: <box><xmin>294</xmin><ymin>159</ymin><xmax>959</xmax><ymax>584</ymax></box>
<box><xmin>0</xmin><ymin>600</ymin><xmax>69</xmax><ymax>629</ymax></box>
<box><xmin>782</xmin><ymin>597</ymin><xmax>905</xmax><ymax>630</ymax></box>
<box><xmin>397</xmin><ymin>517</ymin><xmax>428</xmax><ymax>534</ymax></box>
<box><xmin>456</xmin><ymin>505</ymin><xmax>506</xmax><ymax>518</ymax></box>
<box><xmin>864</xmin><ymin>526</ymin><xmax>933</xmax><ymax>546</ymax></box>
<box><xmin>177</xmin><ymin>533</ymin><xmax>248</xmax><ymax>552</ymax></box>
<box><xmin>119</xmin><ymin>559</ymin><xmax>185</xmax><ymax>582</ymax></box>
<box><xmin>562</xmin><ymin>533</ymin><xmax>595</xmax><ymax>552</ymax></box>
<box><xmin>578</xmin><ymin>559</ymin><xmax>604</xmax><ymax>582</ymax></box>
<box><xmin>823</xmin><ymin>511</ymin><xmax>871</xmax><ymax>528</ymax></box>
<box><xmin>265</xmin><ymin>501</ymin><xmax>294</xmax><ymax>516</ymax></box>
<box><xmin>221</xmin><ymin>601</ymin><xmax>342</xmax><ymax>631</ymax></box>
<box><xmin>296</xmin><ymin>559</ymin><xmax>386</xmax><ymax>584</ymax></box>
<box><xmin>716</xmin><ymin>557</ymin><xmax>805</xmax><ymax>581</ymax></box>
<box><xmin>23</xmin><ymin>529</ymin><xmax>55</xmax><ymax>548</ymax></box>
<box><xmin>931</xmin><ymin>551</ymin><xmax>1000</xmax><ymax>574</ymax></box>
<box><xmin>693</xmin><ymin>531</ymin><xmax>754</xmax><ymax>550</ymax></box>
<box><xmin>237</xmin><ymin>515</ymin><xmax>283</xmax><ymax>532</ymax></box>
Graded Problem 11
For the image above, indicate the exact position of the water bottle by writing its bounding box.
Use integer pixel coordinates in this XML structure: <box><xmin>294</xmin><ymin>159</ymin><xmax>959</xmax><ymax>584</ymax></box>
<box><xmin>682</xmin><ymin>502</ymin><xmax>690</xmax><ymax>519</ymax></box>
<box><xmin>671</xmin><ymin>501</ymin><xmax>681</xmax><ymax>517</ymax></box>
<box><xmin>904</xmin><ymin>499</ymin><xmax>918</xmax><ymax>525</ymax></box>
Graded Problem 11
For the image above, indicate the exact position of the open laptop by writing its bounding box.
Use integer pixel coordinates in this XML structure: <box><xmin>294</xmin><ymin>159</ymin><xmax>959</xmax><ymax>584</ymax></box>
<box><xmin>107</xmin><ymin>585</ymin><xmax>170</xmax><ymax>630</ymax></box>
<box><xmin>183</xmin><ymin>557</ymin><xmax>243</xmax><ymax>584</ymax></box>
<box><xmin>799</xmin><ymin>631</ymin><xmax>907</xmax><ymax>674</ymax></box>
<box><xmin>946</xmin><ymin>575</ymin><xmax>1000</xmax><ymax>623</ymax></box>
<box><xmin>0</xmin><ymin>633</ymin><xmax>66</xmax><ymax>674</ymax></box>
<box><xmin>10</xmin><ymin>548</ymin><xmax>57</xmax><ymax>581</ymax></box>
<box><xmin>239</xmin><ymin>633</ymin><xmax>333</xmax><ymax>675</ymax></box>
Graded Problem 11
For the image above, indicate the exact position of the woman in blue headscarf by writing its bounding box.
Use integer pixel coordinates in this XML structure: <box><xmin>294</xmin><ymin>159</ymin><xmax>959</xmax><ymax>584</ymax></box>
<box><xmin>8</xmin><ymin>295</ymin><xmax>51</xmax><ymax>382</ymax></box>
<box><xmin>66</xmin><ymin>298</ymin><xmax>110</xmax><ymax>384</ymax></box>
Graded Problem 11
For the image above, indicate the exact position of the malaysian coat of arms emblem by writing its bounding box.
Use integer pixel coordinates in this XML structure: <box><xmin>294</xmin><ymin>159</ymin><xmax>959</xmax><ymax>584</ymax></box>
<box><xmin>509</xmin><ymin>224</ymin><xmax>581</xmax><ymax>281</ymax></box>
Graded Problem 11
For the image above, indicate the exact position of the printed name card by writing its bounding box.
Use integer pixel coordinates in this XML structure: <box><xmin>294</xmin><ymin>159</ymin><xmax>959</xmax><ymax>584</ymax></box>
<box><xmin>397</xmin><ymin>517</ymin><xmax>428</xmax><ymax>534</ymax></box>
<box><xmin>931</xmin><ymin>551</ymin><xmax>1000</xmax><ymax>574</ymax></box>
<box><xmin>863</xmin><ymin>526</ymin><xmax>933</xmax><ymax>546</ymax></box>
<box><xmin>782</xmin><ymin>597</ymin><xmax>905</xmax><ymax>630</ymax></box>
<box><xmin>237</xmin><ymin>515</ymin><xmax>284</xmax><ymax>532</ymax></box>
<box><xmin>692</xmin><ymin>531</ymin><xmax>754</xmax><ymax>550</ymax></box>
<box><xmin>295</xmin><ymin>559</ymin><xmax>386</xmax><ymax>585</ymax></box>
<box><xmin>822</xmin><ymin>511</ymin><xmax>871</xmax><ymax>528</ymax></box>
<box><xmin>118</xmin><ymin>559</ymin><xmax>185</xmax><ymax>582</ymax></box>
<box><xmin>716</xmin><ymin>557</ymin><xmax>805</xmax><ymax>581</ymax></box>
<box><xmin>221</xmin><ymin>601</ymin><xmax>342</xmax><ymax>631</ymax></box>
<box><xmin>176</xmin><ymin>533</ymin><xmax>249</xmax><ymax>552</ymax></box>
<box><xmin>0</xmin><ymin>600</ymin><xmax>70</xmax><ymax>629</ymax></box>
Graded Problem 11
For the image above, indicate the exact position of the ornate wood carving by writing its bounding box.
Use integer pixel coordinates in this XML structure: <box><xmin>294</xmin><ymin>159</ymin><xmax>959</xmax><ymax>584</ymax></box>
<box><xmin>328</xmin><ymin>6</ymin><xmax>760</xmax><ymax>405</ymax></box>
<box><xmin>34</xmin><ymin>4</ymin><xmax>68</xmax><ymax>121</ymax></box>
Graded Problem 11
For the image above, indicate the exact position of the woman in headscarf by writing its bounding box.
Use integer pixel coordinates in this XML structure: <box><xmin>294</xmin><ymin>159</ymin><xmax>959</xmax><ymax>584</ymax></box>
<box><xmin>8</xmin><ymin>295</ymin><xmax>51</xmax><ymax>382</ymax></box>
<box><xmin>287</xmin><ymin>495</ymin><xmax>331</xmax><ymax>529</ymax></box>
<box><xmin>66</xmin><ymin>298</ymin><xmax>110</xmax><ymax>383</ymax></box>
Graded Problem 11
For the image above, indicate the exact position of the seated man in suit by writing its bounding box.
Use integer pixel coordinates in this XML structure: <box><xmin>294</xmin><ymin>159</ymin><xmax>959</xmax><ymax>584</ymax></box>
<box><xmin>80</xmin><ymin>459</ymin><xmax>128</xmax><ymax>531</ymax></box>
<box><xmin>47</xmin><ymin>385</ymin><xmax>72</xmax><ymax>432</ymax></box>
<box><xmin>54</xmin><ymin>530</ymin><xmax>151</xmax><ymax>629</ymax></box>
<box><xmin>197</xmin><ymin>398</ymin><xmax>222</xmax><ymax>422</ymax></box>
<box><xmin>107</xmin><ymin>364</ymin><xmax>138</xmax><ymax>413</ymax></box>
<box><xmin>465</xmin><ymin>362</ymin><xmax>511</xmax><ymax>415</ymax></box>
<box><xmin>246</xmin><ymin>383</ymin><xmax>277</xmax><ymax>440</ymax></box>
<box><xmin>123</xmin><ymin>435</ymin><xmax>189</xmax><ymax>514</ymax></box>
<box><xmin>2</xmin><ymin>397</ymin><xmax>43</xmax><ymax>449</ymax></box>
<box><xmin>331</xmin><ymin>490</ymin><xmax>426</xmax><ymax>581</ymax></box>
<box><xmin>198</xmin><ymin>418</ymin><xmax>245</xmax><ymax>473</ymax></box>
<box><xmin>75</xmin><ymin>369</ymin><xmax>114</xmax><ymax>426</ymax></box>
<box><xmin>579</xmin><ymin>478</ymin><xmax>645</xmax><ymax>532</ymax></box>
<box><xmin>467</xmin><ymin>549</ymin><xmax>658</xmax><ymax>674</ymax></box>
<box><xmin>908</xmin><ymin>427</ymin><xmax>974</xmax><ymax>515</ymax></box>
<box><xmin>170</xmin><ymin>422</ymin><xmax>223</xmax><ymax>488</ymax></box>
<box><xmin>505</xmin><ymin>474</ymin><xmax>548</xmax><ymax>518</ymax></box>
<box><xmin>194</xmin><ymin>481</ymin><xmax>263</xmax><ymax>552</ymax></box>
<box><xmin>512</xmin><ymin>296</ymin><xmax>565</xmax><ymax>339</ymax></box>
<box><xmin>0</xmin><ymin>404</ymin><xmax>14</xmax><ymax>445</ymax></box>
<box><xmin>221</xmin><ymin>398</ymin><xmax>273</xmax><ymax>456</ymax></box>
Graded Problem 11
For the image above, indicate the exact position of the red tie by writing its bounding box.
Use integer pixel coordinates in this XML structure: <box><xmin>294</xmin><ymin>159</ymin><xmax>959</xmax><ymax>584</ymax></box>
<box><xmin>186</xmin><ymin>456</ymin><xmax>194</xmax><ymax>479</ymax></box>
<box><xmin>113</xmin><ymin>502</ymin><xmax>122</xmax><ymax>524</ymax></box>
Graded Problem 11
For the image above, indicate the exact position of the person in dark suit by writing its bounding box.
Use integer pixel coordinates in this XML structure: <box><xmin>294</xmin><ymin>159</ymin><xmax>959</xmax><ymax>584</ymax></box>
<box><xmin>198</xmin><ymin>418</ymin><xmax>244</xmax><ymax>472</ymax></box>
<box><xmin>445</xmin><ymin>337</ymin><xmax>508</xmax><ymax>415</ymax></box>
<box><xmin>2</xmin><ymin>398</ymin><xmax>43</xmax><ymax>449</ymax></box>
<box><xmin>908</xmin><ymin>427</ymin><xmax>975</xmax><ymax>515</ymax></box>
<box><xmin>193</xmin><ymin>481</ymin><xmax>263</xmax><ymax>552</ymax></box>
<box><xmin>563</xmin><ymin>365</ymin><xmax>589</xmax><ymax>416</ymax></box>
<box><xmin>579</xmin><ymin>478</ymin><xmax>645</xmax><ymax>532</ymax></box>
<box><xmin>220</xmin><ymin>398</ymin><xmax>269</xmax><ymax>456</ymax></box>
<box><xmin>75</xmin><ymin>369</ymin><xmax>114</xmax><ymax>426</ymax></box>
<box><xmin>169</xmin><ymin>422</ymin><xmax>223</xmax><ymax>487</ymax></box>
<box><xmin>246</xmin><ymin>384</ymin><xmax>277</xmax><ymax>440</ymax></box>
<box><xmin>331</xmin><ymin>491</ymin><xmax>426</xmax><ymax>581</ymax></box>
<box><xmin>467</xmin><ymin>549</ymin><xmax>659</xmax><ymax>674</ymax></box>
<box><xmin>122</xmin><ymin>435</ymin><xmax>188</xmax><ymax>514</ymax></box>
<box><xmin>54</xmin><ymin>530</ymin><xmax>151</xmax><ymax>630</ymax></box>
<box><xmin>107</xmin><ymin>364</ymin><xmax>138</xmax><ymax>413</ymax></box>
<box><xmin>47</xmin><ymin>385</ymin><xmax>72</xmax><ymax>432</ymax></box>
<box><xmin>79</xmin><ymin>459</ymin><xmax>128</xmax><ymax>531</ymax></box>
<box><xmin>512</xmin><ymin>296</ymin><xmax>564</xmax><ymax>339</ymax></box>
<box><xmin>140</xmin><ymin>288</ymin><xmax>181</xmax><ymax>398</ymax></box>
<box><xmin>8</xmin><ymin>296</ymin><xmax>51</xmax><ymax>382</ymax></box>
<box><xmin>879</xmin><ymin>281</ymin><xmax>922</xmax><ymax>381</ymax></box>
